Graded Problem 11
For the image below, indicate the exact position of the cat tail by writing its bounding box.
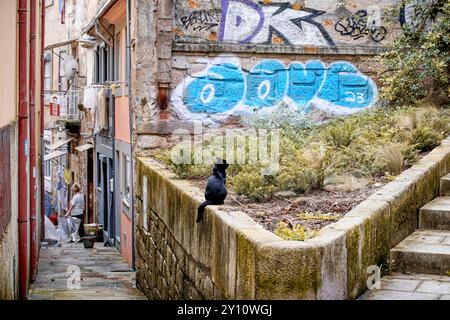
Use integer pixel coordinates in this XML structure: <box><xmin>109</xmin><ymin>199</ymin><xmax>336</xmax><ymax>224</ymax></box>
<box><xmin>196</xmin><ymin>200</ymin><xmax>212</xmax><ymax>223</ymax></box>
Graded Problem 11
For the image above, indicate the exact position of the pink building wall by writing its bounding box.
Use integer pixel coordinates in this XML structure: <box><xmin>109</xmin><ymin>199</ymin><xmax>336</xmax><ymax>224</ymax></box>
<box><xmin>115</xmin><ymin>30</ymin><xmax>130</xmax><ymax>144</ymax></box>
<box><xmin>114</xmin><ymin>28</ymin><xmax>132</xmax><ymax>266</ymax></box>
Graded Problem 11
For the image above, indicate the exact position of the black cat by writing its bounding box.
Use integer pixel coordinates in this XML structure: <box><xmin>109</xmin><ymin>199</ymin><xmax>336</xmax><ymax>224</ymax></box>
<box><xmin>196</xmin><ymin>159</ymin><xmax>229</xmax><ymax>223</ymax></box>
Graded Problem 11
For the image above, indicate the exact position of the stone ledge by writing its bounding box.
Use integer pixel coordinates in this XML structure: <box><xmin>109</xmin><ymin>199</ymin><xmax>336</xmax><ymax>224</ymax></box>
<box><xmin>135</xmin><ymin>136</ymin><xmax>450</xmax><ymax>300</ymax></box>
<box><xmin>137</xmin><ymin>120</ymin><xmax>199</xmax><ymax>135</ymax></box>
<box><xmin>172</xmin><ymin>42</ymin><xmax>388</xmax><ymax>56</ymax></box>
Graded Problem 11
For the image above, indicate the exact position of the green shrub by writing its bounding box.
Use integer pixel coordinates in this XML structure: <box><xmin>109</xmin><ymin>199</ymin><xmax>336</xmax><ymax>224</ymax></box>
<box><xmin>230</xmin><ymin>167</ymin><xmax>277</xmax><ymax>202</ymax></box>
<box><xmin>303</xmin><ymin>142</ymin><xmax>336</xmax><ymax>189</ymax></box>
<box><xmin>408</xmin><ymin>126</ymin><xmax>442</xmax><ymax>152</ymax></box>
<box><xmin>274</xmin><ymin>222</ymin><xmax>318</xmax><ymax>241</ymax></box>
<box><xmin>321</xmin><ymin>121</ymin><xmax>357</xmax><ymax>148</ymax></box>
<box><xmin>378</xmin><ymin>0</ymin><xmax>450</xmax><ymax>106</ymax></box>
<box><xmin>375</xmin><ymin>144</ymin><xmax>405</xmax><ymax>175</ymax></box>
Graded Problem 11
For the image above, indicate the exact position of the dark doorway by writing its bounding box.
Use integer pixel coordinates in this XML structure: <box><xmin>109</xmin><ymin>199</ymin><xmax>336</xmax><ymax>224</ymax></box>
<box><xmin>102</xmin><ymin>159</ymin><xmax>108</xmax><ymax>235</ymax></box>
<box><xmin>87</xmin><ymin>149</ymin><xmax>94</xmax><ymax>223</ymax></box>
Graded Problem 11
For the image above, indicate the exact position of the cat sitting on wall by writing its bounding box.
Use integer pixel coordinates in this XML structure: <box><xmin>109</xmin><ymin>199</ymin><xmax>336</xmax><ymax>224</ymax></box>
<box><xmin>196</xmin><ymin>158</ymin><xmax>229</xmax><ymax>223</ymax></box>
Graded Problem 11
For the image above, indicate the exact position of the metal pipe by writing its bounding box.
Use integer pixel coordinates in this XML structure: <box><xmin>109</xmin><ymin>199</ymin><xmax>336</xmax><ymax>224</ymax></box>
<box><xmin>41</xmin><ymin>0</ymin><xmax>47</xmax><ymax>243</ymax></box>
<box><xmin>18</xmin><ymin>0</ymin><xmax>29</xmax><ymax>300</ymax></box>
<box><xmin>29</xmin><ymin>0</ymin><xmax>38</xmax><ymax>283</ymax></box>
<box><xmin>127</xmin><ymin>0</ymin><xmax>135</xmax><ymax>271</ymax></box>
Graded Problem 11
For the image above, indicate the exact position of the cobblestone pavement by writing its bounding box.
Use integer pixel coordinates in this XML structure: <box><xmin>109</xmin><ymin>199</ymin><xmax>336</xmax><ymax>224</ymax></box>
<box><xmin>359</xmin><ymin>273</ymin><xmax>450</xmax><ymax>300</ymax></box>
<box><xmin>28</xmin><ymin>242</ymin><xmax>147</xmax><ymax>300</ymax></box>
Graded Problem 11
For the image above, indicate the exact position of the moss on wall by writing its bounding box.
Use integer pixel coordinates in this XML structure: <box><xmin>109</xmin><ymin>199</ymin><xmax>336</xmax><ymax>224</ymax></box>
<box><xmin>135</xmin><ymin>137</ymin><xmax>450</xmax><ymax>300</ymax></box>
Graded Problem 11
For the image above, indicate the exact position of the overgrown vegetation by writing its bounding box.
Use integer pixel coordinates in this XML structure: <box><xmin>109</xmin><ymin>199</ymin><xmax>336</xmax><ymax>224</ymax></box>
<box><xmin>156</xmin><ymin>104</ymin><xmax>450</xmax><ymax>241</ymax></box>
<box><xmin>379</xmin><ymin>0</ymin><xmax>450</xmax><ymax>106</ymax></box>
<box><xmin>158</xmin><ymin>105</ymin><xmax>450</xmax><ymax>205</ymax></box>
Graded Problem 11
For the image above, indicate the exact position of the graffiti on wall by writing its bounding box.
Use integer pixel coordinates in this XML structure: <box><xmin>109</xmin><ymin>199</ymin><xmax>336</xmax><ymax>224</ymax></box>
<box><xmin>180</xmin><ymin>9</ymin><xmax>221</xmax><ymax>32</ymax></box>
<box><xmin>172</xmin><ymin>57</ymin><xmax>378</xmax><ymax>124</ymax></box>
<box><xmin>174</xmin><ymin>0</ymin><xmax>396</xmax><ymax>46</ymax></box>
<box><xmin>219</xmin><ymin>0</ymin><xmax>335</xmax><ymax>46</ymax></box>
<box><xmin>335</xmin><ymin>9</ymin><xmax>387</xmax><ymax>42</ymax></box>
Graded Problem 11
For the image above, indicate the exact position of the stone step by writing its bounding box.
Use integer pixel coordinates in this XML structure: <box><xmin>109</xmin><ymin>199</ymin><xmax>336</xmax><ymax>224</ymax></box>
<box><xmin>358</xmin><ymin>273</ymin><xmax>450</xmax><ymax>300</ymax></box>
<box><xmin>419</xmin><ymin>197</ymin><xmax>450</xmax><ymax>231</ymax></box>
<box><xmin>390</xmin><ymin>230</ymin><xmax>450</xmax><ymax>275</ymax></box>
<box><xmin>441</xmin><ymin>174</ymin><xmax>450</xmax><ymax>196</ymax></box>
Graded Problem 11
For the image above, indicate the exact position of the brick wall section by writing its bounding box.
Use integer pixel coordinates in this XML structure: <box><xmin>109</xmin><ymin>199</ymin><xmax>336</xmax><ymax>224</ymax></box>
<box><xmin>0</xmin><ymin>125</ymin><xmax>12</xmax><ymax>243</ymax></box>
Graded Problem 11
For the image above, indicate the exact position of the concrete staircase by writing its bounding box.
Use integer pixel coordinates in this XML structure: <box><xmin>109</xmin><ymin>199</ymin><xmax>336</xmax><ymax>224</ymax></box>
<box><xmin>360</xmin><ymin>174</ymin><xmax>450</xmax><ymax>300</ymax></box>
<box><xmin>391</xmin><ymin>173</ymin><xmax>450</xmax><ymax>275</ymax></box>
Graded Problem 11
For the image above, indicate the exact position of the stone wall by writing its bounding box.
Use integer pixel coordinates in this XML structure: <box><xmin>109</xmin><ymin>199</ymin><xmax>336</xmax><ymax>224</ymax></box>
<box><xmin>134</xmin><ymin>136</ymin><xmax>450</xmax><ymax>300</ymax></box>
<box><xmin>131</xmin><ymin>0</ymin><xmax>406</xmax><ymax>153</ymax></box>
<box><xmin>0</xmin><ymin>123</ymin><xmax>19</xmax><ymax>300</ymax></box>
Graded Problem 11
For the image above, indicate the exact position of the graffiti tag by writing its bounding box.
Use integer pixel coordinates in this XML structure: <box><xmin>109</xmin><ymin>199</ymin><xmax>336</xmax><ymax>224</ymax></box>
<box><xmin>219</xmin><ymin>0</ymin><xmax>335</xmax><ymax>46</ymax></box>
<box><xmin>335</xmin><ymin>9</ymin><xmax>387</xmax><ymax>43</ymax></box>
<box><xmin>172</xmin><ymin>58</ymin><xmax>377</xmax><ymax>122</ymax></box>
<box><xmin>180</xmin><ymin>9</ymin><xmax>221</xmax><ymax>31</ymax></box>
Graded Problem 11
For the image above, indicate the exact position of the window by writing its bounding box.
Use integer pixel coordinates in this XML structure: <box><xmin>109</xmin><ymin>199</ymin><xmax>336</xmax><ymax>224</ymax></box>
<box><xmin>122</xmin><ymin>154</ymin><xmax>131</xmax><ymax>207</ymax></box>
<box><xmin>44</xmin><ymin>53</ymin><xmax>52</xmax><ymax>97</ymax></box>
<box><xmin>58</xmin><ymin>50</ymin><xmax>67</xmax><ymax>92</ymax></box>
<box><xmin>114</xmin><ymin>31</ymin><xmax>122</xmax><ymax>83</ymax></box>
<box><xmin>95</xmin><ymin>44</ymin><xmax>112</xmax><ymax>84</ymax></box>
<box><xmin>44</xmin><ymin>152</ymin><xmax>52</xmax><ymax>179</ymax></box>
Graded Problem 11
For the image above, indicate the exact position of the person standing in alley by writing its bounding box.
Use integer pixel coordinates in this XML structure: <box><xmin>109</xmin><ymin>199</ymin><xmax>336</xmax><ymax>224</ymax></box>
<box><xmin>65</xmin><ymin>183</ymin><xmax>85</xmax><ymax>240</ymax></box>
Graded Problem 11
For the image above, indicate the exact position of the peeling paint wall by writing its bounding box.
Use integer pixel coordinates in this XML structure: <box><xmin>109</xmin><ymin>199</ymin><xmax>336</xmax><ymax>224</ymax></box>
<box><xmin>0</xmin><ymin>124</ymin><xmax>19</xmax><ymax>300</ymax></box>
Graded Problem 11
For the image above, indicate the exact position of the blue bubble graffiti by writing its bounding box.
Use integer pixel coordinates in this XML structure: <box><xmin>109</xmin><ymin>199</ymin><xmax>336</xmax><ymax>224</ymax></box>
<box><xmin>184</xmin><ymin>63</ymin><xmax>245</xmax><ymax>113</ymax></box>
<box><xmin>181</xmin><ymin>59</ymin><xmax>377</xmax><ymax>115</ymax></box>
<box><xmin>288</xmin><ymin>60</ymin><xmax>327</xmax><ymax>106</ymax></box>
<box><xmin>244</xmin><ymin>60</ymin><xmax>288</xmax><ymax>107</ymax></box>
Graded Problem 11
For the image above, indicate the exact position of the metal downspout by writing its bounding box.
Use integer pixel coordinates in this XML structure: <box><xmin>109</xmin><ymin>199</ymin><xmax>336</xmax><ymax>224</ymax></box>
<box><xmin>18</xmin><ymin>0</ymin><xmax>29</xmax><ymax>300</ymax></box>
<box><xmin>29</xmin><ymin>0</ymin><xmax>38</xmax><ymax>283</ymax></box>
<box><xmin>126</xmin><ymin>0</ymin><xmax>135</xmax><ymax>271</ymax></box>
<box><xmin>41</xmin><ymin>0</ymin><xmax>47</xmax><ymax>242</ymax></box>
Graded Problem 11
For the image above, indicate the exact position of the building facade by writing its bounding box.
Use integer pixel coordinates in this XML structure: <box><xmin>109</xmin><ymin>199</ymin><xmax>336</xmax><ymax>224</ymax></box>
<box><xmin>44</xmin><ymin>0</ymin><xmax>134</xmax><ymax>266</ymax></box>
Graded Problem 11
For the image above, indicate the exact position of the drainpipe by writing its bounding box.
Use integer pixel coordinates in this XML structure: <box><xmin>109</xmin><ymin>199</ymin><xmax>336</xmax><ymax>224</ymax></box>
<box><xmin>18</xmin><ymin>0</ymin><xmax>29</xmax><ymax>300</ymax></box>
<box><xmin>126</xmin><ymin>0</ymin><xmax>135</xmax><ymax>271</ymax></box>
<box><xmin>156</xmin><ymin>1</ymin><xmax>172</xmax><ymax>120</ymax></box>
<box><xmin>41</xmin><ymin>0</ymin><xmax>47</xmax><ymax>242</ymax></box>
<box><xmin>29</xmin><ymin>0</ymin><xmax>38</xmax><ymax>283</ymax></box>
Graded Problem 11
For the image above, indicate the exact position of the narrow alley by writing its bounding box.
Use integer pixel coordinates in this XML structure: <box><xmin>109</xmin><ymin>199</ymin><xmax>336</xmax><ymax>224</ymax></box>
<box><xmin>29</xmin><ymin>243</ymin><xmax>145</xmax><ymax>300</ymax></box>
<box><xmin>1</xmin><ymin>0</ymin><xmax>449</xmax><ymax>306</ymax></box>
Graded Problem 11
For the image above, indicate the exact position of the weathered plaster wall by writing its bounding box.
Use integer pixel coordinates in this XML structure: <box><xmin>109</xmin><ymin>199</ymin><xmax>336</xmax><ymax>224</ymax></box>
<box><xmin>135</xmin><ymin>136</ymin><xmax>450</xmax><ymax>300</ymax></box>
<box><xmin>0</xmin><ymin>123</ymin><xmax>19</xmax><ymax>300</ymax></box>
<box><xmin>0</xmin><ymin>0</ymin><xmax>17</xmax><ymax>127</ymax></box>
